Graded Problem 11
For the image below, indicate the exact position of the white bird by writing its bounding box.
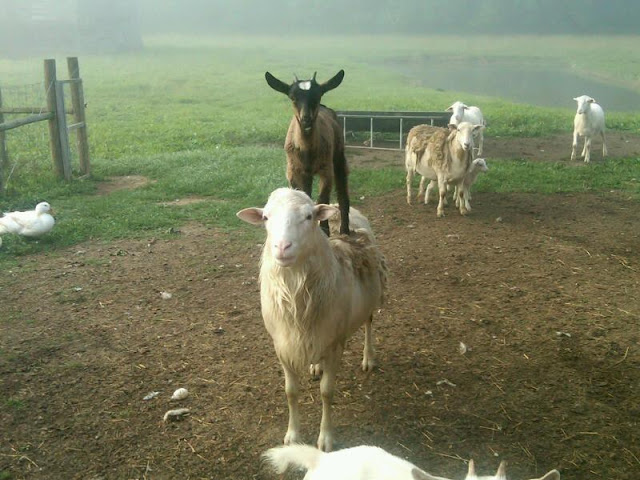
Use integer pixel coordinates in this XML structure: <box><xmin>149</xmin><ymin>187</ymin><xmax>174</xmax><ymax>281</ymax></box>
<box><xmin>0</xmin><ymin>202</ymin><xmax>55</xmax><ymax>246</ymax></box>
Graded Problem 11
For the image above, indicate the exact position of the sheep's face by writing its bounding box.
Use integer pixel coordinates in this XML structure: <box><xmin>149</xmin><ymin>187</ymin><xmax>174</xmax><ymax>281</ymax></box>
<box><xmin>574</xmin><ymin>95</ymin><xmax>595</xmax><ymax>115</ymax></box>
<box><xmin>237</xmin><ymin>188</ymin><xmax>338</xmax><ymax>267</ymax></box>
<box><xmin>471</xmin><ymin>158</ymin><xmax>489</xmax><ymax>172</ymax></box>
<box><xmin>265</xmin><ymin>70</ymin><xmax>345</xmax><ymax>136</ymax></box>
<box><xmin>449</xmin><ymin>122</ymin><xmax>483</xmax><ymax>152</ymax></box>
<box><xmin>446</xmin><ymin>101</ymin><xmax>467</xmax><ymax>124</ymax></box>
<box><xmin>413</xmin><ymin>460</ymin><xmax>559</xmax><ymax>480</ymax></box>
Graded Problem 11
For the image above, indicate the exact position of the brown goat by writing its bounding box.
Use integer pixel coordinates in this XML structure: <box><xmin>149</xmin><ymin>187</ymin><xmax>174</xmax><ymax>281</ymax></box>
<box><xmin>265</xmin><ymin>70</ymin><xmax>350</xmax><ymax>235</ymax></box>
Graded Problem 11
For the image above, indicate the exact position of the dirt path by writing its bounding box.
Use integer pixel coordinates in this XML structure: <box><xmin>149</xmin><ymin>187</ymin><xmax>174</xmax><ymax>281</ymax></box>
<box><xmin>1</xmin><ymin>135</ymin><xmax>639</xmax><ymax>480</ymax></box>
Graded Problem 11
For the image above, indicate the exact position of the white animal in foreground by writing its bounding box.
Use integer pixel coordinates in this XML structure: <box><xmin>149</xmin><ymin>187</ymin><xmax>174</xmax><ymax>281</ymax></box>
<box><xmin>571</xmin><ymin>95</ymin><xmax>607</xmax><ymax>163</ymax></box>
<box><xmin>263</xmin><ymin>444</ymin><xmax>560</xmax><ymax>480</ymax></box>
<box><xmin>0</xmin><ymin>201</ymin><xmax>55</xmax><ymax>247</ymax></box>
<box><xmin>405</xmin><ymin>123</ymin><xmax>484</xmax><ymax>217</ymax></box>
<box><xmin>422</xmin><ymin>158</ymin><xmax>489</xmax><ymax>212</ymax></box>
<box><xmin>446</xmin><ymin>101</ymin><xmax>486</xmax><ymax>156</ymax></box>
<box><xmin>237</xmin><ymin>188</ymin><xmax>387</xmax><ymax>452</ymax></box>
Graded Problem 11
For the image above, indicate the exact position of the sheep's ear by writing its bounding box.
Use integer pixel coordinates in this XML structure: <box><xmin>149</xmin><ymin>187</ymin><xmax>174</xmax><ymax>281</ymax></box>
<box><xmin>445</xmin><ymin>105</ymin><xmax>454</xmax><ymax>112</ymax></box>
<box><xmin>314</xmin><ymin>204</ymin><xmax>339</xmax><ymax>222</ymax></box>
<box><xmin>447</xmin><ymin>123</ymin><xmax>458</xmax><ymax>131</ymax></box>
<box><xmin>473</xmin><ymin>124</ymin><xmax>485</xmax><ymax>133</ymax></box>
<box><xmin>236</xmin><ymin>207</ymin><xmax>265</xmax><ymax>225</ymax></box>
<box><xmin>411</xmin><ymin>467</ymin><xmax>450</xmax><ymax>480</ymax></box>
<box><xmin>495</xmin><ymin>461</ymin><xmax>507</xmax><ymax>480</ymax></box>
<box><xmin>265</xmin><ymin>72</ymin><xmax>291</xmax><ymax>96</ymax></box>
<box><xmin>533</xmin><ymin>470</ymin><xmax>561</xmax><ymax>480</ymax></box>
<box><xmin>587</xmin><ymin>97</ymin><xmax>595</xmax><ymax>103</ymax></box>
<box><xmin>320</xmin><ymin>70</ymin><xmax>345</xmax><ymax>94</ymax></box>
<box><xmin>573</xmin><ymin>97</ymin><xmax>579</xmax><ymax>102</ymax></box>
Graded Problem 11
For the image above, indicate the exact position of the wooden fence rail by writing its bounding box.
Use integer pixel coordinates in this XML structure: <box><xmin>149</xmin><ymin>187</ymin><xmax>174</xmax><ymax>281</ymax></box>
<box><xmin>0</xmin><ymin>57</ymin><xmax>90</xmax><ymax>193</ymax></box>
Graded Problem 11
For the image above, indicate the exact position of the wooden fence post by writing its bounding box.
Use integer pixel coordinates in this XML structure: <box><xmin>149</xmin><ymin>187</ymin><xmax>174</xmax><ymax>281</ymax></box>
<box><xmin>0</xmin><ymin>87</ymin><xmax>7</xmax><ymax>194</ymax></box>
<box><xmin>44</xmin><ymin>59</ymin><xmax>67</xmax><ymax>179</ymax></box>
<box><xmin>67</xmin><ymin>57</ymin><xmax>90</xmax><ymax>176</ymax></box>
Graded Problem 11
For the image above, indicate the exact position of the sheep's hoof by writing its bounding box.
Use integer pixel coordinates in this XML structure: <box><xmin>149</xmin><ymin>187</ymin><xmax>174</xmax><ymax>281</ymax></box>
<box><xmin>284</xmin><ymin>430</ymin><xmax>301</xmax><ymax>445</ymax></box>
<box><xmin>309</xmin><ymin>363</ymin><xmax>323</xmax><ymax>379</ymax></box>
<box><xmin>406</xmin><ymin>198</ymin><xmax>412</xmax><ymax>206</ymax></box>
<box><xmin>317</xmin><ymin>432</ymin><xmax>334</xmax><ymax>452</ymax></box>
<box><xmin>437</xmin><ymin>210</ymin><xmax>445</xmax><ymax>218</ymax></box>
<box><xmin>361</xmin><ymin>357</ymin><xmax>375</xmax><ymax>372</ymax></box>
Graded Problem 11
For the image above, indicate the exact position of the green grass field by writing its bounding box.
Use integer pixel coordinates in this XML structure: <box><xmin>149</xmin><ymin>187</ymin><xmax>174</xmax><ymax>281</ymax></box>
<box><xmin>0</xmin><ymin>34</ymin><xmax>639</xmax><ymax>259</ymax></box>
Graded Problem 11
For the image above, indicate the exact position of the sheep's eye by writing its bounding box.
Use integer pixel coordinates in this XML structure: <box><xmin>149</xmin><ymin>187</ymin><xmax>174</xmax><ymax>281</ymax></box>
<box><xmin>306</xmin><ymin>214</ymin><xmax>312</xmax><ymax>221</ymax></box>
<box><xmin>262</xmin><ymin>215</ymin><xmax>268</xmax><ymax>221</ymax></box>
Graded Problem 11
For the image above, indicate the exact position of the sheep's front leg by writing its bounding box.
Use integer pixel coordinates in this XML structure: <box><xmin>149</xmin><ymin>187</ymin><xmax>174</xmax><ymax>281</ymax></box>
<box><xmin>317</xmin><ymin>345</ymin><xmax>343</xmax><ymax>452</ymax></box>
<box><xmin>476</xmin><ymin>131</ymin><xmax>484</xmax><ymax>157</ymax></box>
<box><xmin>571</xmin><ymin>131</ymin><xmax>579</xmax><ymax>161</ymax></box>
<box><xmin>602</xmin><ymin>131</ymin><xmax>608</xmax><ymax>157</ymax></box>
<box><xmin>436</xmin><ymin>175</ymin><xmax>447</xmax><ymax>217</ymax></box>
<box><xmin>282</xmin><ymin>365</ymin><xmax>302</xmax><ymax>445</ymax></box>
<box><xmin>583</xmin><ymin>136</ymin><xmax>592</xmax><ymax>163</ymax></box>
<box><xmin>406</xmin><ymin>169</ymin><xmax>414</xmax><ymax>205</ymax></box>
<box><xmin>457</xmin><ymin>181</ymin><xmax>469</xmax><ymax>215</ymax></box>
<box><xmin>362</xmin><ymin>315</ymin><xmax>375</xmax><ymax>372</ymax></box>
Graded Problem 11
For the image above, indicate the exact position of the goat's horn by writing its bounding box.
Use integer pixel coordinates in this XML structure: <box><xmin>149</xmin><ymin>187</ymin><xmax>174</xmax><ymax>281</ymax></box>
<box><xmin>467</xmin><ymin>459</ymin><xmax>476</xmax><ymax>477</ymax></box>
<box><xmin>312</xmin><ymin>71</ymin><xmax>317</xmax><ymax>82</ymax></box>
<box><xmin>495</xmin><ymin>461</ymin><xmax>507</xmax><ymax>479</ymax></box>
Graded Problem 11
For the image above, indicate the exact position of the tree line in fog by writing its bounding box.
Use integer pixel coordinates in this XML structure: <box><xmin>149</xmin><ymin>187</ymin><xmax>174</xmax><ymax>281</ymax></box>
<box><xmin>139</xmin><ymin>0</ymin><xmax>639</xmax><ymax>35</ymax></box>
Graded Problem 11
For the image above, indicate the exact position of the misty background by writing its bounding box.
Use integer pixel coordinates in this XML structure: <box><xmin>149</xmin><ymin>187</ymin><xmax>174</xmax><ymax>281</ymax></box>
<box><xmin>139</xmin><ymin>0</ymin><xmax>640</xmax><ymax>35</ymax></box>
<box><xmin>1</xmin><ymin>0</ymin><xmax>640</xmax><ymax>57</ymax></box>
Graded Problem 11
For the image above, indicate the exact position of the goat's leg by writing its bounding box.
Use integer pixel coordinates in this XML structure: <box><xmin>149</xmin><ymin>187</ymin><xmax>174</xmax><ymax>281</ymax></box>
<box><xmin>602</xmin><ymin>131</ymin><xmax>608</xmax><ymax>157</ymax></box>
<box><xmin>583</xmin><ymin>136</ymin><xmax>592</xmax><ymax>163</ymax></box>
<box><xmin>333</xmin><ymin>154</ymin><xmax>351</xmax><ymax>235</ymax></box>
<box><xmin>406</xmin><ymin>169</ymin><xmax>414</xmax><ymax>205</ymax></box>
<box><xmin>317</xmin><ymin>174</ymin><xmax>333</xmax><ymax>236</ymax></box>
<box><xmin>317</xmin><ymin>345</ymin><xmax>343</xmax><ymax>452</ymax></box>
<box><xmin>362</xmin><ymin>315</ymin><xmax>375</xmax><ymax>372</ymax></box>
<box><xmin>282</xmin><ymin>365</ymin><xmax>302</xmax><ymax>445</ymax></box>
<box><xmin>571</xmin><ymin>131</ymin><xmax>579</xmax><ymax>161</ymax></box>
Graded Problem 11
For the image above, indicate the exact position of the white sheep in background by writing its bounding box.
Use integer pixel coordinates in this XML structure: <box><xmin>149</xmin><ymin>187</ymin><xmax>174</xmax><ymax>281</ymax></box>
<box><xmin>237</xmin><ymin>188</ymin><xmax>387</xmax><ymax>452</ymax></box>
<box><xmin>263</xmin><ymin>444</ymin><xmax>561</xmax><ymax>480</ymax></box>
<box><xmin>422</xmin><ymin>158</ymin><xmax>489</xmax><ymax>212</ymax></box>
<box><xmin>571</xmin><ymin>95</ymin><xmax>608</xmax><ymax>163</ymax></box>
<box><xmin>446</xmin><ymin>101</ymin><xmax>486</xmax><ymax>156</ymax></box>
<box><xmin>405</xmin><ymin>122</ymin><xmax>484</xmax><ymax>217</ymax></box>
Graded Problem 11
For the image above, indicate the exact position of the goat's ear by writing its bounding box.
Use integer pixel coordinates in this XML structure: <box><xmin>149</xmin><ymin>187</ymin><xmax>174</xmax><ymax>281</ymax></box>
<box><xmin>314</xmin><ymin>204</ymin><xmax>339</xmax><ymax>222</ymax></box>
<box><xmin>320</xmin><ymin>70</ymin><xmax>345</xmax><ymax>94</ymax></box>
<box><xmin>236</xmin><ymin>207</ymin><xmax>265</xmax><ymax>225</ymax></box>
<box><xmin>411</xmin><ymin>467</ymin><xmax>449</xmax><ymax>480</ymax></box>
<box><xmin>534</xmin><ymin>470</ymin><xmax>561</xmax><ymax>480</ymax></box>
<box><xmin>265</xmin><ymin>72</ymin><xmax>291</xmax><ymax>96</ymax></box>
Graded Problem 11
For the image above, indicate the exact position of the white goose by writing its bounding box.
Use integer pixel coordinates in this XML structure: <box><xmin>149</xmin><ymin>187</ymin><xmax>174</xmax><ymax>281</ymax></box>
<box><xmin>0</xmin><ymin>202</ymin><xmax>55</xmax><ymax>246</ymax></box>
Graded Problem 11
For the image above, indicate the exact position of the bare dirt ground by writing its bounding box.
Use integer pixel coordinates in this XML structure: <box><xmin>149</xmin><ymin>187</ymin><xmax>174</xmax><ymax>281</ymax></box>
<box><xmin>1</xmin><ymin>134</ymin><xmax>639</xmax><ymax>480</ymax></box>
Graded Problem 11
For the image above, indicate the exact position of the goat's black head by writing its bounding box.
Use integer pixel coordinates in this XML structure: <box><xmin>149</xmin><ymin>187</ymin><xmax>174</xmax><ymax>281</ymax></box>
<box><xmin>265</xmin><ymin>70</ymin><xmax>345</xmax><ymax>135</ymax></box>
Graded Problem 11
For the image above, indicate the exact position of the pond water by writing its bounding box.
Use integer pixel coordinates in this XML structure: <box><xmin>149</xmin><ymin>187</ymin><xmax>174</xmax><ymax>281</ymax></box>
<box><xmin>389</xmin><ymin>57</ymin><xmax>640</xmax><ymax>112</ymax></box>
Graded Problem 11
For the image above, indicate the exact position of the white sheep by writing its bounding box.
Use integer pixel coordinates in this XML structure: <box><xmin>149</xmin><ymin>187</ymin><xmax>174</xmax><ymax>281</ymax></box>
<box><xmin>237</xmin><ymin>188</ymin><xmax>387</xmax><ymax>452</ymax></box>
<box><xmin>405</xmin><ymin>122</ymin><xmax>484</xmax><ymax>217</ymax></box>
<box><xmin>571</xmin><ymin>95</ymin><xmax>608</xmax><ymax>163</ymax></box>
<box><xmin>263</xmin><ymin>444</ymin><xmax>560</xmax><ymax>480</ymax></box>
<box><xmin>446</xmin><ymin>101</ymin><xmax>485</xmax><ymax>156</ymax></box>
<box><xmin>422</xmin><ymin>158</ymin><xmax>489</xmax><ymax>212</ymax></box>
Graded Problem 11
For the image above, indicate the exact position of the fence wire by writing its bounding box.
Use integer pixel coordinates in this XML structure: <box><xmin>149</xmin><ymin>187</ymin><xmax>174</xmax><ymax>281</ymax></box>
<box><xmin>1</xmin><ymin>80</ymin><xmax>78</xmax><ymax>195</ymax></box>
